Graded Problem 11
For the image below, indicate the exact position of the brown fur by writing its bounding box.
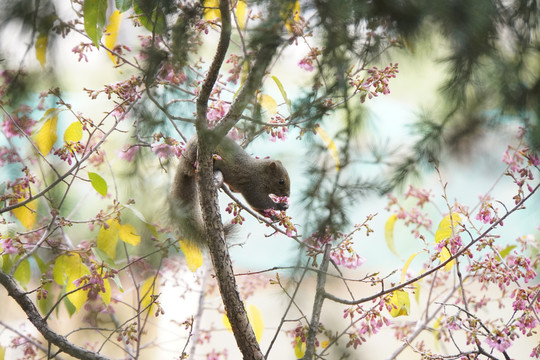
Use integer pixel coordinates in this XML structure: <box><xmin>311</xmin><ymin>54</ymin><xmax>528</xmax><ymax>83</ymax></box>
<box><xmin>171</xmin><ymin>136</ymin><xmax>290</xmax><ymax>245</ymax></box>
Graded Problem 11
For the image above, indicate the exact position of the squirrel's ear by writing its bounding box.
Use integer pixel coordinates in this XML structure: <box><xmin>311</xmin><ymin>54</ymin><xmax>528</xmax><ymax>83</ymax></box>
<box><xmin>268</xmin><ymin>161</ymin><xmax>282</xmax><ymax>171</ymax></box>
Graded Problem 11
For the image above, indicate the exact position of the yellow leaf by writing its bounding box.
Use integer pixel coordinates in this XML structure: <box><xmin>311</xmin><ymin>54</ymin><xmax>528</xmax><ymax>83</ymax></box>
<box><xmin>99</xmin><ymin>278</ymin><xmax>111</xmax><ymax>305</ymax></box>
<box><xmin>235</xmin><ymin>0</ymin><xmax>246</xmax><ymax>30</ymax></box>
<box><xmin>66</xmin><ymin>268</ymin><xmax>90</xmax><ymax>313</ymax></box>
<box><xmin>97</xmin><ymin>219</ymin><xmax>119</xmax><ymax>259</ymax></box>
<box><xmin>222</xmin><ymin>303</ymin><xmax>264</xmax><ymax>342</ymax></box>
<box><xmin>0</xmin><ymin>344</ymin><xmax>5</xmax><ymax>360</ymax></box>
<box><xmin>282</xmin><ymin>0</ymin><xmax>300</xmax><ymax>33</ymax></box>
<box><xmin>222</xmin><ymin>312</ymin><xmax>231</xmax><ymax>330</ymax></box>
<box><xmin>53</xmin><ymin>254</ymin><xmax>71</xmax><ymax>285</ymax></box>
<box><xmin>438</xmin><ymin>247</ymin><xmax>454</xmax><ymax>271</ymax></box>
<box><xmin>433</xmin><ymin>316</ymin><xmax>442</xmax><ymax>350</ymax></box>
<box><xmin>257</xmin><ymin>93</ymin><xmax>278</xmax><ymax>116</ymax></box>
<box><xmin>389</xmin><ymin>290</ymin><xmax>410</xmax><ymax>317</ymax></box>
<box><xmin>434</xmin><ymin>213</ymin><xmax>461</xmax><ymax>271</ymax></box>
<box><xmin>315</xmin><ymin>126</ymin><xmax>340</xmax><ymax>171</ymax></box>
<box><xmin>53</xmin><ymin>253</ymin><xmax>87</xmax><ymax>285</ymax></box>
<box><xmin>294</xmin><ymin>336</ymin><xmax>306</xmax><ymax>358</ymax></box>
<box><xmin>414</xmin><ymin>281</ymin><xmax>421</xmax><ymax>304</ymax></box>
<box><xmin>179</xmin><ymin>240</ymin><xmax>203</xmax><ymax>272</ymax></box>
<box><xmin>435</xmin><ymin>213</ymin><xmax>462</xmax><ymax>243</ymax></box>
<box><xmin>204</xmin><ymin>0</ymin><xmax>221</xmax><ymax>21</ymax></box>
<box><xmin>35</xmin><ymin>108</ymin><xmax>60</xmax><ymax>155</ymax></box>
<box><xmin>118</xmin><ymin>223</ymin><xmax>141</xmax><ymax>247</ymax></box>
<box><xmin>384</xmin><ymin>214</ymin><xmax>398</xmax><ymax>257</ymax></box>
<box><xmin>104</xmin><ymin>10</ymin><xmax>122</xmax><ymax>64</ymax></box>
<box><xmin>140</xmin><ymin>276</ymin><xmax>158</xmax><ymax>313</ymax></box>
<box><xmin>247</xmin><ymin>304</ymin><xmax>264</xmax><ymax>342</ymax></box>
<box><xmin>401</xmin><ymin>252</ymin><xmax>418</xmax><ymax>283</ymax></box>
<box><xmin>12</xmin><ymin>198</ymin><xmax>38</xmax><ymax>229</ymax></box>
<box><xmin>58</xmin><ymin>254</ymin><xmax>90</xmax><ymax>313</ymax></box>
<box><xmin>35</xmin><ymin>33</ymin><xmax>48</xmax><ymax>68</ymax></box>
<box><xmin>64</xmin><ymin>121</ymin><xmax>83</xmax><ymax>143</ymax></box>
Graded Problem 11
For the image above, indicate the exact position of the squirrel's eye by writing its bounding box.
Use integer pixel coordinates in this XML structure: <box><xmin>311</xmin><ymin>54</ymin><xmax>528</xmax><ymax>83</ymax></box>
<box><xmin>279</xmin><ymin>179</ymin><xmax>285</xmax><ymax>185</ymax></box>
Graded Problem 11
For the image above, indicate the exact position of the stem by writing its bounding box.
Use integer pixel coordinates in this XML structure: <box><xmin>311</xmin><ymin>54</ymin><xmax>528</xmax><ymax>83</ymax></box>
<box><xmin>265</xmin><ymin>258</ymin><xmax>311</xmax><ymax>358</ymax></box>
<box><xmin>324</xmin><ymin>180</ymin><xmax>540</xmax><ymax>306</ymax></box>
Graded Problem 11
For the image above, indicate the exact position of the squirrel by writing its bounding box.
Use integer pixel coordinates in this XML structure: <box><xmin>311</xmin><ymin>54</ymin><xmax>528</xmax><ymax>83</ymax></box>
<box><xmin>171</xmin><ymin>135</ymin><xmax>290</xmax><ymax>245</ymax></box>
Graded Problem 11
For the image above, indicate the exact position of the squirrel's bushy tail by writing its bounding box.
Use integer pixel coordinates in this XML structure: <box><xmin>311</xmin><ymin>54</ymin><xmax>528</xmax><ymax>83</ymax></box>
<box><xmin>170</xmin><ymin>139</ymin><xmax>236</xmax><ymax>246</ymax></box>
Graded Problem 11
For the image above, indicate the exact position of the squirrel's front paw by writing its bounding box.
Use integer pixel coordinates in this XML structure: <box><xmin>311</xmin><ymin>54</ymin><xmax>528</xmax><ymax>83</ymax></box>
<box><xmin>213</xmin><ymin>170</ymin><xmax>224</xmax><ymax>188</ymax></box>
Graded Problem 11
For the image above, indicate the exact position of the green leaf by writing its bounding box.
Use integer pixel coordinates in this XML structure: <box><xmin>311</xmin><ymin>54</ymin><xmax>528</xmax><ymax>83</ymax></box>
<box><xmin>37</xmin><ymin>282</ymin><xmax>54</xmax><ymax>315</ymax></box>
<box><xmin>63</xmin><ymin>293</ymin><xmax>77</xmax><ymax>317</ymax></box>
<box><xmin>134</xmin><ymin>3</ymin><xmax>165</xmax><ymax>33</ymax></box>
<box><xmin>110</xmin><ymin>272</ymin><xmax>124</xmax><ymax>292</ymax></box>
<box><xmin>84</xmin><ymin>0</ymin><xmax>108</xmax><ymax>48</ymax></box>
<box><xmin>92</xmin><ymin>247</ymin><xmax>116</xmax><ymax>266</ymax></box>
<box><xmin>34</xmin><ymin>254</ymin><xmax>48</xmax><ymax>274</ymax></box>
<box><xmin>115</xmin><ymin>0</ymin><xmax>132</xmax><ymax>12</ymax></box>
<box><xmin>126</xmin><ymin>204</ymin><xmax>158</xmax><ymax>237</ymax></box>
<box><xmin>14</xmin><ymin>258</ymin><xmax>31</xmax><ymax>288</ymax></box>
<box><xmin>2</xmin><ymin>254</ymin><xmax>13</xmax><ymax>273</ymax></box>
<box><xmin>294</xmin><ymin>336</ymin><xmax>306</xmax><ymax>358</ymax></box>
<box><xmin>499</xmin><ymin>245</ymin><xmax>516</xmax><ymax>259</ymax></box>
<box><xmin>0</xmin><ymin>344</ymin><xmax>5</xmax><ymax>360</ymax></box>
<box><xmin>88</xmin><ymin>172</ymin><xmax>108</xmax><ymax>196</ymax></box>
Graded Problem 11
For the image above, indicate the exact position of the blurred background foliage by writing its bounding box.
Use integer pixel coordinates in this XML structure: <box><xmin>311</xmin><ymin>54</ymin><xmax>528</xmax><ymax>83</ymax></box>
<box><xmin>1</xmin><ymin>0</ymin><xmax>539</xmax><ymax>235</ymax></box>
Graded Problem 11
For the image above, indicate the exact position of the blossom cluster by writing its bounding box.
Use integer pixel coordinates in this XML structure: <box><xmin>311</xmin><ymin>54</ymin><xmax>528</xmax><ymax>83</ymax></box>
<box><xmin>225</xmin><ymin>202</ymin><xmax>245</xmax><ymax>224</ymax></box>
<box><xmin>502</xmin><ymin>142</ymin><xmax>539</xmax><ymax>204</ymax></box>
<box><xmin>151</xmin><ymin>133</ymin><xmax>184</xmax><ymax>159</ymax></box>
<box><xmin>263</xmin><ymin>208</ymin><xmax>297</xmax><ymax>237</ymax></box>
<box><xmin>343</xmin><ymin>301</ymin><xmax>391</xmax><ymax>349</ymax></box>
<box><xmin>1</xmin><ymin>104</ymin><xmax>36</xmax><ymax>138</ymax></box>
<box><xmin>386</xmin><ymin>188</ymin><xmax>433</xmax><ymax>239</ymax></box>
<box><xmin>264</xmin><ymin>115</ymin><xmax>288</xmax><ymax>142</ymax></box>
<box><xmin>302</xmin><ymin>226</ymin><xmax>367</xmax><ymax>270</ymax></box>
<box><xmin>348</xmin><ymin>63</ymin><xmax>399</xmax><ymax>103</ymax></box>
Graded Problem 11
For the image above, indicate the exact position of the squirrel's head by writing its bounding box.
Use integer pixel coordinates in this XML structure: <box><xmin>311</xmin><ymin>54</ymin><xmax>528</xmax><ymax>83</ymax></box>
<box><xmin>265</xmin><ymin>160</ymin><xmax>290</xmax><ymax>211</ymax></box>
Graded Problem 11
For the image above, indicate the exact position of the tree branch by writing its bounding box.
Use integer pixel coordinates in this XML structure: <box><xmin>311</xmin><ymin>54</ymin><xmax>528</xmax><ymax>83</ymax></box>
<box><xmin>193</xmin><ymin>1</ymin><xmax>264</xmax><ymax>358</ymax></box>
<box><xmin>0</xmin><ymin>271</ymin><xmax>108</xmax><ymax>360</ymax></box>
<box><xmin>302</xmin><ymin>243</ymin><xmax>331</xmax><ymax>360</ymax></box>
<box><xmin>0</xmin><ymin>101</ymin><xmax>135</xmax><ymax>215</ymax></box>
<box><xmin>324</xmin><ymin>180</ymin><xmax>540</xmax><ymax>306</ymax></box>
<box><xmin>213</xmin><ymin>1</ymin><xmax>285</xmax><ymax>138</ymax></box>
<box><xmin>196</xmin><ymin>0</ymin><xmax>232</xmax><ymax>134</ymax></box>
